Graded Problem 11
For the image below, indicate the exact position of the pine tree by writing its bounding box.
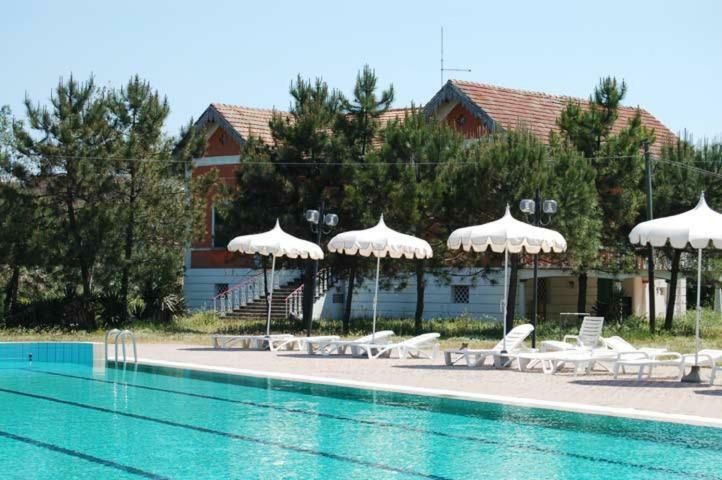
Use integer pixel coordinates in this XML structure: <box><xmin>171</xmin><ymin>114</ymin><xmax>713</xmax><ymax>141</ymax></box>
<box><xmin>13</xmin><ymin>76</ymin><xmax>117</xmax><ymax>327</ymax></box>
<box><xmin>335</xmin><ymin>65</ymin><xmax>394</xmax><ymax>333</ymax></box>
<box><xmin>556</xmin><ymin>77</ymin><xmax>654</xmax><ymax>314</ymax></box>
<box><xmin>366</xmin><ymin>109</ymin><xmax>463</xmax><ymax>333</ymax></box>
<box><xmin>107</xmin><ymin>75</ymin><xmax>173</xmax><ymax>324</ymax></box>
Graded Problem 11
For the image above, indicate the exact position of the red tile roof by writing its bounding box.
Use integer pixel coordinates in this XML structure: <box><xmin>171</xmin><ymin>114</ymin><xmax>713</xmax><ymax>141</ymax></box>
<box><xmin>375</xmin><ymin>107</ymin><xmax>414</xmax><ymax>125</ymax></box>
<box><xmin>202</xmin><ymin>104</ymin><xmax>413</xmax><ymax>146</ymax></box>
<box><xmin>445</xmin><ymin>80</ymin><xmax>676</xmax><ymax>155</ymax></box>
<box><xmin>207</xmin><ymin>104</ymin><xmax>283</xmax><ymax>145</ymax></box>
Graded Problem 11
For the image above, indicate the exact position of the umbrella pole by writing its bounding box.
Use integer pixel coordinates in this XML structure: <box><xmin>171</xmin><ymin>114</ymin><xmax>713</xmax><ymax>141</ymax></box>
<box><xmin>502</xmin><ymin>249</ymin><xmax>509</xmax><ymax>353</ymax></box>
<box><xmin>682</xmin><ymin>248</ymin><xmax>703</xmax><ymax>383</ymax></box>
<box><xmin>372</xmin><ymin>256</ymin><xmax>381</xmax><ymax>342</ymax></box>
<box><xmin>266</xmin><ymin>254</ymin><xmax>276</xmax><ymax>337</ymax></box>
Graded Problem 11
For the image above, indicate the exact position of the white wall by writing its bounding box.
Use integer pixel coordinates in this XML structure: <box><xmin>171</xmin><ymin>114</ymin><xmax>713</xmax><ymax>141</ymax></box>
<box><xmin>315</xmin><ymin>270</ymin><xmax>524</xmax><ymax>321</ymax></box>
<box><xmin>184</xmin><ymin>268</ymin><xmax>254</xmax><ymax>310</ymax></box>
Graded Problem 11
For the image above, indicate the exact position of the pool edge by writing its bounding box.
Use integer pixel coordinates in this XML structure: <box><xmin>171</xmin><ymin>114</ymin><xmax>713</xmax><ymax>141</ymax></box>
<box><xmin>132</xmin><ymin>356</ymin><xmax>722</xmax><ymax>429</ymax></box>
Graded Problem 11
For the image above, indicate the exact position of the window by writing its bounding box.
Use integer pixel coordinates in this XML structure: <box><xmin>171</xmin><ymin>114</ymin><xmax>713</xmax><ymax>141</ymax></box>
<box><xmin>455</xmin><ymin>114</ymin><xmax>466</xmax><ymax>127</ymax></box>
<box><xmin>452</xmin><ymin>285</ymin><xmax>470</xmax><ymax>304</ymax></box>
<box><xmin>212</xmin><ymin>203</ymin><xmax>234</xmax><ymax>248</ymax></box>
<box><xmin>215</xmin><ymin>283</ymin><xmax>229</xmax><ymax>295</ymax></box>
<box><xmin>332</xmin><ymin>293</ymin><xmax>345</xmax><ymax>304</ymax></box>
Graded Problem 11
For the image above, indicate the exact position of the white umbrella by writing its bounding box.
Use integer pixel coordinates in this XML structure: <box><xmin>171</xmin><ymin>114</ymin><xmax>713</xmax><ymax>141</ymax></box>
<box><xmin>447</xmin><ymin>205</ymin><xmax>567</xmax><ymax>350</ymax></box>
<box><xmin>327</xmin><ymin>215</ymin><xmax>433</xmax><ymax>339</ymax></box>
<box><xmin>629</xmin><ymin>193</ymin><xmax>722</xmax><ymax>380</ymax></box>
<box><xmin>227</xmin><ymin>220</ymin><xmax>324</xmax><ymax>335</ymax></box>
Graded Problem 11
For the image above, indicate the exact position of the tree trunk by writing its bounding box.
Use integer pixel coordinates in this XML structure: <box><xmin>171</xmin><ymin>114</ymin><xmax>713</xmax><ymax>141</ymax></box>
<box><xmin>3</xmin><ymin>264</ymin><xmax>20</xmax><ymax>320</ymax></box>
<box><xmin>342</xmin><ymin>260</ymin><xmax>357</xmax><ymax>334</ymax></box>
<box><xmin>302</xmin><ymin>263</ymin><xmax>314</xmax><ymax>332</ymax></box>
<box><xmin>262</xmin><ymin>257</ymin><xmax>269</xmax><ymax>311</ymax></box>
<box><xmin>119</xmin><ymin>164</ymin><xmax>137</xmax><ymax>324</ymax></box>
<box><xmin>577</xmin><ymin>272</ymin><xmax>588</xmax><ymax>314</ymax></box>
<box><xmin>414</xmin><ymin>259</ymin><xmax>425</xmax><ymax>335</ymax></box>
<box><xmin>342</xmin><ymin>259</ymin><xmax>356</xmax><ymax>335</ymax></box>
<box><xmin>505</xmin><ymin>254</ymin><xmax>520</xmax><ymax>333</ymax></box>
<box><xmin>65</xmin><ymin>187</ymin><xmax>92</xmax><ymax>299</ymax></box>
<box><xmin>665</xmin><ymin>249</ymin><xmax>682</xmax><ymax>330</ymax></box>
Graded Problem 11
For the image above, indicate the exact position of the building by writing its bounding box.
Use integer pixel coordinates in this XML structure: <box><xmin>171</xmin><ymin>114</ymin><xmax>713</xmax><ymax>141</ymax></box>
<box><xmin>184</xmin><ymin>80</ymin><xmax>685</xmax><ymax>323</ymax></box>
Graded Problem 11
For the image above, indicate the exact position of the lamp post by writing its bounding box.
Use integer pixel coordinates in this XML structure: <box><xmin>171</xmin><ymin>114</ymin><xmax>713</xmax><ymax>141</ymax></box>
<box><xmin>304</xmin><ymin>201</ymin><xmax>338</xmax><ymax>336</ymax></box>
<box><xmin>520</xmin><ymin>188</ymin><xmax>558</xmax><ymax>348</ymax></box>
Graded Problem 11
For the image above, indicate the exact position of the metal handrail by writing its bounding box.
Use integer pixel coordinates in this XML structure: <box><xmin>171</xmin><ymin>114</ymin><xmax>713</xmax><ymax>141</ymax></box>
<box><xmin>285</xmin><ymin>269</ymin><xmax>333</xmax><ymax>319</ymax></box>
<box><xmin>211</xmin><ymin>269</ymin><xmax>300</xmax><ymax>316</ymax></box>
<box><xmin>105</xmin><ymin>329</ymin><xmax>137</xmax><ymax>365</ymax></box>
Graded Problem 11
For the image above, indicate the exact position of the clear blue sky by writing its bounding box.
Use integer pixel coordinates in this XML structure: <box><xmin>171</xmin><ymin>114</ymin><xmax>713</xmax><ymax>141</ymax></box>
<box><xmin>3</xmin><ymin>0</ymin><xmax>721</xmax><ymax>140</ymax></box>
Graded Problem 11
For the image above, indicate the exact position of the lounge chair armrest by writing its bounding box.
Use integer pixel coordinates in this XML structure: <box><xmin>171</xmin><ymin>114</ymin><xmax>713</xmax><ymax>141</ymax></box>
<box><xmin>682</xmin><ymin>352</ymin><xmax>714</xmax><ymax>365</ymax></box>
<box><xmin>616</xmin><ymin>351</ymin><xmax>651</xmax><ymax>360</ymax></box>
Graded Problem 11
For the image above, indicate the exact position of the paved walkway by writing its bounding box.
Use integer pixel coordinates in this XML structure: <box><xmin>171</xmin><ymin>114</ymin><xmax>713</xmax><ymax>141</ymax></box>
<box><xmin>135</xmin><ymin>342</ymin><xmax>722</xmax><ymax>427</ymax></box>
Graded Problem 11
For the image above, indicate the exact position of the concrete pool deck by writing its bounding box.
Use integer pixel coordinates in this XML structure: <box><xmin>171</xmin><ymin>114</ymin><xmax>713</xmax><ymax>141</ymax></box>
<box><xmin>132</xmin><ymin>342</ymin><xmax>722</xmax><ymax>428</ymax></box>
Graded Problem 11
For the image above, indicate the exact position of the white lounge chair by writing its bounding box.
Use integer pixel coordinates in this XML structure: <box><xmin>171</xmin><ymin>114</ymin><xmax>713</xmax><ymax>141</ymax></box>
<box><xmin>679</xmin><ymin>349</ymin><xmax>722</xmax><ymax>383</ymax></box>
<box><xmin>274</xmin><ymin>335</ymin><xmax>341</xmax><ymax>352</ymax></box>
<box><xmin>211</xmin><ymin>334</ymin><xmax>294</xmax><ymax>351</ymax></box>
<box><xmin>305</xmin><ymin>331</ymin><xmax>395</xmax><ymax>355</ymax></box>
<box><xmin>602</xmin><ymin>336</ymin><xmax>668</xmax><ymax>357</ymax></box>
<box><xmin>443</xmin><ymin>324</ymin><xmax>534</xmax><ymax>367</ymax></box>
<box><xmin>540</xmin><ymin>316</ymin><xmax>604</xmax><ymax>352</ymax></box>
<box><xmin>613</xmin><ymin>351</ymin><xmax>684</xmax><ymax>380</ymax></box>
<box><xmin>353</xmin><ymin>333</ymin><xmax>440</xmax><ymax>360</ymax></box>
<box><xmin>513</xmin><ymin>349</ymin><xmax>617</xmax><ymax>376</ymax></box>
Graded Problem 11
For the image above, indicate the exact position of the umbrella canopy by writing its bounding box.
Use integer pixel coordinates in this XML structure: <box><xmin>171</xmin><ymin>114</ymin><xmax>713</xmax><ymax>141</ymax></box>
<box><xmin>228</xmin><ymin>220</ymin><xmax>323</xmax><ymax>335</ymax></box>
<box><xmin>227</xmin><ymin>219</ymin><xmax>324</xmax><ymax>259</ymax></box>
<box><xmin>447</xmin><ymin>205</ymin><xmax>567</xmax><ymax>350</ymax></box>
<box><xmin>327</xmin><ymin>215</ymin><xmax>433</xmax><ymax>259</ymax></box>
<box><xmin>629</xmin><ymin>194</ymin><xmax>722</xmax><ymax>249</ymax></box>
<box><xmin>629</xmin><ymin>193</ymin><xmax>722</xmax><ymax>376</ymax></box>
<box><xmin>447</xmin><ymin>206</ymin><xmax>567</xmax><ymax>254</ymax></box>
<box><xmin>327</xmin><ymin>215</ymin><xmax>432</xmax><ymax>338</ymax></box>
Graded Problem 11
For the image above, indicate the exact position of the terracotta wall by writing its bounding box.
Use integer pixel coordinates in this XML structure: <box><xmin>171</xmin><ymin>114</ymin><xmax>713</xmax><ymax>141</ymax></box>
<box><xmin>190</xmin><ymin>124</ymin><xmax>244</xmax><ymax>267</ymax></box>
<box><xmin>204</xmin><ymin>126</ymin><xmax>241</xmax><ymax>157</ymax></box>
<box><xmin>444</xmin><ymin>103</ymin><xmax>488</xmax><ymax>138</ymax></box>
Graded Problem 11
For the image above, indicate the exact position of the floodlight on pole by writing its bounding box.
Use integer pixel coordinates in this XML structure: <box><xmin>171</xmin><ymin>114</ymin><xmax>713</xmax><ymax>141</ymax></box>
<box><xmin>520</xmin><ymin>188</ymin><xmax>558</xmax><ymax>349</ymax></box>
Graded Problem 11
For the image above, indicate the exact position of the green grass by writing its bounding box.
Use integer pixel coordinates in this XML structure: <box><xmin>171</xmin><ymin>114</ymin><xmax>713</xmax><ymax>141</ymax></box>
<box><xmin>1</xmin><ymin>309</ymin><xmax>721</xmax><ymax>352</ymax></box>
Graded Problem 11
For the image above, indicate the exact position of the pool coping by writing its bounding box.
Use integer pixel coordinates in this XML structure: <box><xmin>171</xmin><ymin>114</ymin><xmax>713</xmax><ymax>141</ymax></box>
<box><xmin>133</xmin><ymin>356</ymin><xmax>722</xmax><ymax>429</ymax></box>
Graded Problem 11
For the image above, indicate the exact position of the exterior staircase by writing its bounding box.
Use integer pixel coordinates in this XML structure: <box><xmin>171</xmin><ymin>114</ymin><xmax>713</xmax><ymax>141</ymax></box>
<box><xmin>211</xmin><ymin>269</ymin><xmax>335</xmax><ymax>320</ymax></box>
<box><xmin>224</xmin><ymin>280</ymin><xmax>300</xmax><ymax>320</ymax></box>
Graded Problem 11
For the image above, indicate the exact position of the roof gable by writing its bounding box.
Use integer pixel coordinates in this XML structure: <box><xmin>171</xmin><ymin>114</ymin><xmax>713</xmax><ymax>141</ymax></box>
<box><xmin>195</xmin><ymin>104</ymin><xmax>281</xmax><ymax>146</ymax></box>
<box><xmin>424</xmin><ymin>80</ymin><xmax>676</xmax><ymax>156</ymax></box>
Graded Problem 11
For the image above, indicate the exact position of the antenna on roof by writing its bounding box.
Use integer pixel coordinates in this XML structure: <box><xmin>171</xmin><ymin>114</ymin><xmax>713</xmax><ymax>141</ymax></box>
<box><xmin>440</xmin><ymin>26</ymin><xmax>471</xmax><ymax>87</ymax></box>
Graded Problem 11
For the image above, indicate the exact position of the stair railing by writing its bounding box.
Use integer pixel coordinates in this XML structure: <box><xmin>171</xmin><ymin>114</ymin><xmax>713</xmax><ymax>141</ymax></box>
<box><xmin>211</xmin><ymin>269</ymin><xmax>300</xmax><ymax>316</ymax></box>
<box><xmin>285</xmin><ymin>269</ymin><xmax>335</xmax><ymax>319</ymax></box>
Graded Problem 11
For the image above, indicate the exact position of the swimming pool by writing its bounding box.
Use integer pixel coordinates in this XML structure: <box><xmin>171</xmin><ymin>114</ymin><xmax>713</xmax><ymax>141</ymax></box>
<box><xmin>0</xmin><ymin>347</ymin><xmax>721</xmax><ymax>479</ymax></box>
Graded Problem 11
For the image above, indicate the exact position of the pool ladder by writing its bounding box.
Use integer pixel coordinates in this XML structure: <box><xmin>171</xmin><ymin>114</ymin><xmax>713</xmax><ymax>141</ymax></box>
<box><xmin>105</xmin><ymin>329</ymin><xmax>138</xmax><ymax>365</ymax></box>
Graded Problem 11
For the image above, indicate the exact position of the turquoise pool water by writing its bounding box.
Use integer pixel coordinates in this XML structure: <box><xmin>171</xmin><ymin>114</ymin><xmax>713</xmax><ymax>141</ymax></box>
<box><xmin>0</xmin><ymin>354</ymin><xmax>721</xmax><ymax>479</ymax></box>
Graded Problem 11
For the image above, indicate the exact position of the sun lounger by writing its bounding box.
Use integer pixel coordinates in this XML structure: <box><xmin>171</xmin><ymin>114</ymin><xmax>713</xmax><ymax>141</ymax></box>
<box><xmin>612</xmin><ymin>351</ymin><xmax>684</xmax><ymax>380</ymax></box>
<box><xmin>305</xmin><ymin>331</ymin><xmax>395</xmax><ymax>355</ymax></box>
<box><xmin>540</xmin><ymin>316</ymin><xmax>604</xmax><ymax>352</ymax></box>
<box><xmin>273</xmin><ymin>335</ymin><xmax>340</xmax><ymax>352</ymax></box>
<box><xmin>513</xmin><ymin>349</ymin><xmax>617</xmax><ymax>376</ymax></box>
<box><xmin>679</xmin><ymin>349</ymin><xmax>722</xmax><ymax>383</ymax></box>
<box><xmin>602</xmin><ymin>336</ymin><xmax>667</xmax><ymax>357</ymax></box>
<box><xmin>443</xmin><ymin>323</ymin><xmax>534</xmax><ymax>367</ymax></box>
<box><xmin>353</xmin><ymin>333</ymin><xmax>440</xmax><ymax>360</ymax></box>
<box><xmin>211</xmin><ymin>334</ymin><xmax>294</xmax><ymax>351</ymax></box>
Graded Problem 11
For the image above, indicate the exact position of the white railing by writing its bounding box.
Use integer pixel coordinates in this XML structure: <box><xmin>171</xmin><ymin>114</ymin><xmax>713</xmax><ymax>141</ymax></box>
<box><xmin>212</xmin><ymin>270</ymin><xmax>298</xmax><ymax>316</ymax></box>
<box><xmin>285</xmin><ymin>269</ymin><xmax>333</xmax><ymax>319</ymax></box>
<box><xmin>105</xmin><ymin>329</ymin><xmax>137</xmax><ymax>365</ymax></box>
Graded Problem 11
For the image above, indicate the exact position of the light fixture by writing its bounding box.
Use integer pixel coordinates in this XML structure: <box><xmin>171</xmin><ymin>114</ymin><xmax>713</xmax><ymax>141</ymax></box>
<box><xmin>543</xmin><ymin>200</ymin><xmax>558</xmax><ymax>214</ymax></box>
<box><xmin>324</xmin><ymin>213</ymin><xmax>339</xmax><ymax>227</ymax></box>
<box><xmin>519</xmin><ymin>199</ymin><xmax>535</xmax><ymax>215</ymax></box>
<box><xmin>305</xmin><ymin>209</ymin><xmax>320</xmax><ymax>225</ymax></box>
